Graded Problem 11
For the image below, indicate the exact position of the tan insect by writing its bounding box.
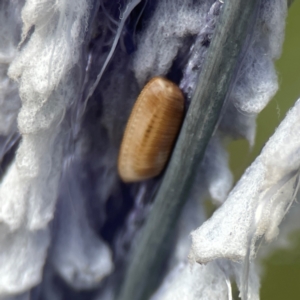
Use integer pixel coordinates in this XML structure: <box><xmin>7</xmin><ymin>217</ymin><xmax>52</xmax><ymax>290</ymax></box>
<box><xmin>118</xmin><ymin>76</ymin><xmax>184</xmax><ymax>182</ymax></box>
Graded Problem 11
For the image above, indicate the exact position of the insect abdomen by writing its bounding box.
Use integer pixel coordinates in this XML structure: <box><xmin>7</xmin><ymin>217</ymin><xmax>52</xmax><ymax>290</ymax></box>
<box><xmin>118</xmin><ymin>77</ymin><xmax>184</xmax><ymax>182</ymax></box>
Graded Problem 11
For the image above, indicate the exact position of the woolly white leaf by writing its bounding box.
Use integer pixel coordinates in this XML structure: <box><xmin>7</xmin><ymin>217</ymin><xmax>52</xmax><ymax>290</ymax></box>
<box><xmin>191</xmin><ymin>99</ymin><xmax>300</xmax><ymax>264</ymax></box>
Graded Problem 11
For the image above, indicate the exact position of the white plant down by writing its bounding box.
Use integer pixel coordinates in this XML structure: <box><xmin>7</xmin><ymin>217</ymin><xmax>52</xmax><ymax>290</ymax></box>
<box><xmin>151</xmin><ymin>262</ymin><xmax>233</xmax><ymax>300</ymax></box>
<box><xmin>0</xmin><ymin>0</ymin><xmax>112</xmax><ymax>296</ymax></box>
<box><xmin>188</xmin><ymin>98</ymin><xmax>300</xmax><ymax>300</ymax></box>
<box><xmin>50</xmin><ymin>160</ymin><xmax>113</xmax><ymax>290</ymax></box>
<box><xmin>191</xmin><ymin>98</ymin><xmax>300</xmax><ymax>263</ymax></box>
<box><xmin>133</xmin><ymin>0</ymin><xmax>212</xmax><ymax>87</ymax></box>
<box><xmin>0</xmin><ymin>1</ymin><xmax>22</xmax><ymax>159</ymax></box>
<box><xmin>0</xmin><ymin>0</ymin><xmax>297</xmax><ymax>299</ymax></box>
<box><xmin>151</xmin><ymin>260</ymin><xmax>262</xmax><ymax>300</ymax></box>
<box><xmin>151</xmin><ymin>190</ymin><xmax>260</xmax><ymax>300</ymax></box>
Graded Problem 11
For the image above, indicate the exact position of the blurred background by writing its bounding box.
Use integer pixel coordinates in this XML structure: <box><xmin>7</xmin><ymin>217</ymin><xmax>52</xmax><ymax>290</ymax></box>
<box><xmin>228</xmin><ymin>1</ymin><xmax>300</xmax><ymax>299</ymax></box>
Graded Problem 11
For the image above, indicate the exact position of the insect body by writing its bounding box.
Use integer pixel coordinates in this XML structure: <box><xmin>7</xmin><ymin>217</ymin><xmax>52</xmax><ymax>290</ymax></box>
<box><xmin>118</xmin><ymin>77</ymin><xmax>184</xmax><ymax>182</ymax></box>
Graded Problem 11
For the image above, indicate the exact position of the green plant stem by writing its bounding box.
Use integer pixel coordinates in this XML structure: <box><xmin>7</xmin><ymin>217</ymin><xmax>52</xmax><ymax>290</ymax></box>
<box><xmin>117</xmin><ymin>1</ymin><xmax>260</xmax><ymax>299</ymax></box>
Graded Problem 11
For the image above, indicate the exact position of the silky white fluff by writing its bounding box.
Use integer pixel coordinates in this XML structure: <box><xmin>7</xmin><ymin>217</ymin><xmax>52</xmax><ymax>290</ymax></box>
<box><xmin>50</xmin><ymin>162</ymin><xmax>113</xmax><ymax>290</ymax></box>
<box><xmin>133</xmin><ymin>0</ymin><xmax>214</xmax><ymax>87</ymax></box>
<box><xmin>0</xmin><ymin>1</ymin><xmax>22</xmax><ymax>141</ymax></box>
<box><xmin>0</xmin><ymin>0</ymin><xmax>95</xmax><ymax>295</ymax></box>
<box><xmin>191</xmin><ymin>98</ymin><xmax>300</xmax><ymax>264</ymax></box>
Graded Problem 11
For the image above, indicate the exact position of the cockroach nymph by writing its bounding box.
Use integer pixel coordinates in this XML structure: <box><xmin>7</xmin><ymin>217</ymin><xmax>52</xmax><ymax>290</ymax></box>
<box><xmin>118</xmin><ymin>76</ymin><xmax>184</xmax><ymax>182</ymax></box>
